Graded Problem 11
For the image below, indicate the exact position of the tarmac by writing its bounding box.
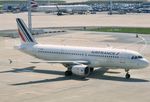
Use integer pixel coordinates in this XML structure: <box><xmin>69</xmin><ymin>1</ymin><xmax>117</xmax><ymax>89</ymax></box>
<box><xmin>0</xmin><ymin>13</ymin><xmax>150</xmax><ymax>102</ymax></box>
<box><xmin>0</xmin><ymin>12</ymin><xmax>150</xmax><ymax>30</ymax></box>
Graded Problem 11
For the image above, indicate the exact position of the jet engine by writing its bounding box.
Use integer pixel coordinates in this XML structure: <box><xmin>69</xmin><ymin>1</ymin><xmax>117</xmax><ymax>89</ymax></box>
<box><xmin>71</xmin><ymin>64</ymin><xmax>90</xmax><ymax>76</ymax></box>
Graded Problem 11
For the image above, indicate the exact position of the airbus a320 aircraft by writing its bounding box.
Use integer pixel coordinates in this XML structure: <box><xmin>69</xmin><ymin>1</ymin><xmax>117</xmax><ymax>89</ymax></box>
<box><xmin>31</xmin><ymin>0</ymin><xmax>92</xmax><ymax>15</ymax></box>
<box><xmin>16</xmin><ymin>18</ymin><xmax>149</xmax><ymax>79</ymax></box>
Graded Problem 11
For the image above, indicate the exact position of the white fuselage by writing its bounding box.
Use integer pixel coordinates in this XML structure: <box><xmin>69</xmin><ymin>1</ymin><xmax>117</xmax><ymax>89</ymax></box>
<box><xmin>19</xmin><ymin>44</ymin><xmax>149</xmax><ymax>69</ymax></box>
<box><xmin>32</xmin><ymin>5</ymin><xmax>92</xmax><ymax>13</ymax></box>
<box><xmin>16</xmin><ymin>18</ymin><xmax>149</xmax><ymax>78</ymax></box>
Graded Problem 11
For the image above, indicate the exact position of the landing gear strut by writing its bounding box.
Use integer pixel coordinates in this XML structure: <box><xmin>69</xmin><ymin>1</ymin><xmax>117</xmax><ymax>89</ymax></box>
<box><xmin>90</xmin><ymin>68</ymin><xmax>94</xmax><ymax>73</ymax></box>
<box><xmin>125</xmin><ymin>69</ymin><xmax>130</xmax><ymax>79</ymax></box>
<box><xmin>65</xmin><ymin>68</ymin><xmax>72</xmax><ymax>76</ymax></box>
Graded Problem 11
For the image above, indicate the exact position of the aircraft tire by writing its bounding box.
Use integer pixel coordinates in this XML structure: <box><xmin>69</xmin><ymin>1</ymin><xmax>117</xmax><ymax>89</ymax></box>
<box><xmin>125</xmin><ymin>73</ymin><xmax>130</xmax><ymax>79</ymax></box>
<box><xmin>90</xmin><ymin>68</ymin><xmax>94</xmax><ymax>73</ymax></box>
<box><xmin>65</xmin><ymin>71</ymin><xmax>72</xmax><ymax>76</ymax></box>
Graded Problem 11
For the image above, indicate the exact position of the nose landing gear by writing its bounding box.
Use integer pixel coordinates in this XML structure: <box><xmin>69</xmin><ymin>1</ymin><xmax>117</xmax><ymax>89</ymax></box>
<box><xmin>125</xmin><ymin>69</ymin><xmax>130</xmax><ymax>79</ymax></box>
<box><xmin>65</xmin><ymin>67</ymin><xmax>72</xmax><ymax>76</ymax></box>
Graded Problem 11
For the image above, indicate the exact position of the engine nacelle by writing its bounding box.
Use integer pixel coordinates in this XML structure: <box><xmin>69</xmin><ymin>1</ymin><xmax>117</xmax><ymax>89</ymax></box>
<box><xmin>71</xmin><ymin>65</ymin><xmax>90</xmax><ymax>76</ymax></box>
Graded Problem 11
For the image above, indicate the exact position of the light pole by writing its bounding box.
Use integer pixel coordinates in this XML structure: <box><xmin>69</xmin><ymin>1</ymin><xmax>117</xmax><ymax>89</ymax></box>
<box><xmin>28</xmin><ymin>0</ymin><xmax>32</xmax><ymax>32</ymax></box>
<box><xmin>109</xmin><ymin>0</ymin><xmax>112</xmax><ymax>15</ymax></box>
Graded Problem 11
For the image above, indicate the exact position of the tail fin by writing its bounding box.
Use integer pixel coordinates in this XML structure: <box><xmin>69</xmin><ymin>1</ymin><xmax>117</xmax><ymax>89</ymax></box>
<box><xmin>31</xmin><ymin>0</ymin><xmax>38</xmax><ymax>8</ymax></box>
<box><xmin>16</xmin><ymin>18</ymin><xmax>37</xmax><ymax>44</ymax></box>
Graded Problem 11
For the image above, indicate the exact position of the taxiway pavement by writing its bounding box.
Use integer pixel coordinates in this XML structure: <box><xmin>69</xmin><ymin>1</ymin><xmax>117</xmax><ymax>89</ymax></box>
<box><xmin>0</xmin><ymin>30</ymin><xmax>150</xmax><ymax>102</ymax></box>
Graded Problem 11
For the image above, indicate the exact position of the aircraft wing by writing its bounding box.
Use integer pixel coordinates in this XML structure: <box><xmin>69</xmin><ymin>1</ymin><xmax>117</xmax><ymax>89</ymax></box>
<box><xmin>30</xmin><ymin>60</ymin><xmax>89</xmax><ymax>65</ymax></box>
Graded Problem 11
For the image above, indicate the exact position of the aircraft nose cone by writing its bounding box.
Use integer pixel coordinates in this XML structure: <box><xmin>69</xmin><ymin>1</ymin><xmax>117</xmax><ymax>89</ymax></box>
<box><xmin>142</xmin><ymin>59</ymin><xmax>149</xmax><ymax>68</ymax></box>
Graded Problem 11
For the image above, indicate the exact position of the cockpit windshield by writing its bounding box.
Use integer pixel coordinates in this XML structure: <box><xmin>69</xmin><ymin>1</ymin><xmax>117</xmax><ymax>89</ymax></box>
<box><xmin>138</xmin><ymin>56</ymin><xmax>143</xmax><ymax>58</ymax></box>
<box><xmin>131</xmin><ymin>56</ymin><xmax>143</xmax><ymax>59</ymax></box>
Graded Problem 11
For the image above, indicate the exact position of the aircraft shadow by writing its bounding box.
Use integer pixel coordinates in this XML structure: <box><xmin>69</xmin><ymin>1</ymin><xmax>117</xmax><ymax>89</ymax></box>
<box><xmin>89</xmin><ymin>68</ymin><xmax>149</xmax><ymax>82</ymax></box>
<box><xmin>3</xmin><ymin>66</ymin><xmax>148</xmax><ymax>86</ymax></box>
<box><xmin>0</xmin><ymin>66</ymin><xmax>36</xmax><ymax>73</ymax></box>
<box><xmin>0</xmin><ymin>66</ymin><xmax>64</xmax><ymax>75</ymax></box>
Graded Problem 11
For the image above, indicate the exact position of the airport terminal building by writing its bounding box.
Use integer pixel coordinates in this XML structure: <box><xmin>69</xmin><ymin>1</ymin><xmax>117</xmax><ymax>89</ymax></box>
<box><xmin>0</xmin><ymin>0</ymin><xmax>65</xmax><ymax>5</ymax></box>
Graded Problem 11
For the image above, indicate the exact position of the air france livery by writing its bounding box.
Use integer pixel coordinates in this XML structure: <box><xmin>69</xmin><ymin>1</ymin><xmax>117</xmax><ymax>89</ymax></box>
<box><xmin>16</xmin><ymin>18</ymin><xmax>149</xmax><ymax>79</ymax></box>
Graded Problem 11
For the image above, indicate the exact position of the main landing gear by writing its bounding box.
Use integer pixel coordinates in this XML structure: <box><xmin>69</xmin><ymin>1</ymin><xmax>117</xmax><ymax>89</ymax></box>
<box><xmin>65</xmin><ymin>70</ymin><xmax>72</xmax><ymax>76</ymax></box>
<box><xmin>65</xmin><ymin>68</ymin><xmax>72</xmax><ymax>76</ymax></box>
<box><xmin>125</xmin><ymin>69</ymin><xmax>130</xmax><ymax>79</ymax></box>
<box><xmin>90</xmin><ymin>68</ymin><xmax>94</xmax><ymax>73</ymax></box>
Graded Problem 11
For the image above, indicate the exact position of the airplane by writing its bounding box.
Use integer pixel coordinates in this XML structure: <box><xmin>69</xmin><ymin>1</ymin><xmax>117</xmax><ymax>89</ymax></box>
<box><xmin>15</xmin><ymin>18</ymin><xmax>149</xmax><ymax>79</ymax></box>
<box><xmin>31</xmin><ymin>0</ymin><xmax>92</xmax><ymax>15</ymax></box>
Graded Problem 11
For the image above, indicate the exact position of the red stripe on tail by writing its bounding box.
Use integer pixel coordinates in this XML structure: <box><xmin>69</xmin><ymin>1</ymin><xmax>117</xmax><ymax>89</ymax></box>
<box><xmin>18</xmin><ymin>29</ymin><xmax>26</xmax><ymax>42</ymax></box>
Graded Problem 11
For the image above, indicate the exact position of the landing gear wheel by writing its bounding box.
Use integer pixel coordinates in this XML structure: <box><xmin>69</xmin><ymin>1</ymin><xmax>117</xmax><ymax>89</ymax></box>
<box><xmin>65</xmin><ymin>71</ymin><xmax>72</xmax><ymax>76</ymax></box>
<box><xmin>125</xmin><ymin>73</ymin><xmax>130</xmax><ymax>79</ymax></box>
<box><xmin>125</xmin><ymin>69</ymin><xmax>130</xmax><ymax>79</ymax></box>
<box><xmin>90</xmin><ymin>68</ymin><xmax>94</xmax><ymax>73</ymax></box>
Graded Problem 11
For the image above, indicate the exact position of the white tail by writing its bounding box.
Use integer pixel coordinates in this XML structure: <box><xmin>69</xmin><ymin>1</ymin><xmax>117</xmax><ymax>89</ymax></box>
<box><xmin>31</xmin><ymin>0</ymin><xmax>38</xmax><ymax>8</ymax></box>
<box><xmin>16</xmin><ymin>18</ymin><xmax>37</xmax><ymax>44</ymax></box>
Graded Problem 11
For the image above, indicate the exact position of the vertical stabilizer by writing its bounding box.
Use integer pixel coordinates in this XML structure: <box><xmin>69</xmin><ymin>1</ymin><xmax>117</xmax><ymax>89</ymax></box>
<box><xmin>16</xmin><ymin>18</ymin><xmax>37</xmax><ymax>44</ymax></box>
<box><xmin>31</xmin><ymin>0</ymin><xmax>38</xmax><ymax>8</ymax></box>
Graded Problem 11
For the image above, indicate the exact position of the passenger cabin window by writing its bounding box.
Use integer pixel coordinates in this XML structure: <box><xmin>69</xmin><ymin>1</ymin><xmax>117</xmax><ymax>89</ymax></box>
<box><xmin>131</xmin><ymin>56</ymin><xmax>143</xmax><ymax>59</ymax></box>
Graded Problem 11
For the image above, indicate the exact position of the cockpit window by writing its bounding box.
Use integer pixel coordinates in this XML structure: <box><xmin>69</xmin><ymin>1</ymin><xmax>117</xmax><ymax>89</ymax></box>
<box><xmin>131</xmin><ymin>56</ymin><xmax>143</xmax><ymax>59</ymax></box>
<box><xmin>131</xmin><ymin>56</ymin><xmax>134</xmax><ymax>59</ymax></box>
<box><xmin>135</xmin><ymin>56</ymin><xmax>138</xmax><ymax>59</ymax></box>
<box><xmin>138</xmin><ymin>56</ymin><xmax>143</xmax><ymax>59</ymax></box>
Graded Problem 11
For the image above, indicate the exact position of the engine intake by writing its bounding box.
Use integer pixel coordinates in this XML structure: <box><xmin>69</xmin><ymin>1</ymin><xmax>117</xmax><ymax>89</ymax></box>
<box><xmin>71</xmin><ymin>64</ymin><xmax>90</xmax><ymax>76</ymax></box>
